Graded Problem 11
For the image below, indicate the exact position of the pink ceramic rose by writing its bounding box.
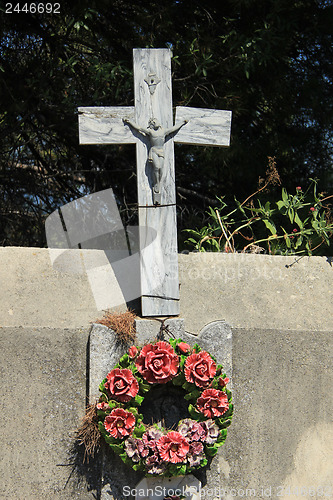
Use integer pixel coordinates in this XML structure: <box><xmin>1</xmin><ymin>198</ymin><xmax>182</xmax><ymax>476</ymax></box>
<box><xmin>128</xmin><ymin>345</ymin><xmax>138</xmax><ymax>358</ymax></box>
<box><xmin>177</xmin><ymin>342</ymin><xmax>191</xmax><ymax>354</ymax></box>
<box><xmin>184</xmin><ymin>351</ymin><xmax>216</xmax><ymax>388</ymax></box>
<box><xmin>218</xmin><ymin>376</ymin><xmax>230</xmax><ymax>388</ymax></box>
<box><xmin>135</xmin><ymin>341</ymin><xmax>179</xmax><ymax>384</ymax></box>
<box><xmin>157</xmin><ymin>431</ymin><xmax>190</xmax><ymax>464</ymax></box>
<box><xmin>197</xmin><ymin>388</ymin><xmax>229</xmax><ymax>418</ymax></box>
<box><xmin>105</xmin><ymin>368</ymin><xmax>139</xmax><ymax>402</ymax></box>
<box><xmin>96</xmin><ymin>401</ymin><xmax>110</xmax><ymax>411</ymax></box>
<box><xmin>104</xmin><ymin>408</ymin><xmax>135</xmax><ymax>439</ymax></box>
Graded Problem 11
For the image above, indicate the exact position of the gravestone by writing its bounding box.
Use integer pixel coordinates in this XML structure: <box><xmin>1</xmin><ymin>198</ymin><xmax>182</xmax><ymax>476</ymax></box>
<box><xmin>89</xmin><ymin>318</ymin><xmax>233</xmax><ymax>499</ymax></box>
<box><xmin>78</xmin><ymin>48</ymin><xmax>231</xmax><ymax>317</ymax></box>
<box><xmin>80</xmin><ymin>48</ymin><xmax>233</xmax><ymax>499</ymax></box>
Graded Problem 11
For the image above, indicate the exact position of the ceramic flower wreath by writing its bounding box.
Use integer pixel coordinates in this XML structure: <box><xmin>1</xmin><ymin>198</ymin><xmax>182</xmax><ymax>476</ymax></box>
<box><xmin>97</xmin><ymin>339</ymin><xmax>233</xmax><ymax>477</ymax></box>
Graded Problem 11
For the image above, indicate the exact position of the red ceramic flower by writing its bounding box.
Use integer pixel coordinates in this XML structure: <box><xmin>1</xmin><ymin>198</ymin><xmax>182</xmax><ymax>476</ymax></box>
<box><xmin>197</xmin><ymin>389</ymin><xmax>229</xmax><ymax>418</ymax></box>
<box><xmin>104</xmin><ymin>408</ymin><xmax>135</xmax><ymax>439</ymax></box>
<box><xmin>105</xmin><ymin>368</ymin><xmax>139</xmax><ymax>402</ymax></box>
<box><xmin>184</xmin><ymin>351</ymin><xmax>216</xmax><ymax>388</ymax></box>
<box><xmin>96</xmin><ymin>401</ymin><xmax>110</xmax><ymax>411</ymax></box>
<box><xmin>128</xmin><ymin>346</ymin><xmax>138</xmax><ymax>358</ymax></box>
<box><xmin>135</xmin><ymin>341</ymin><xmax>179</xmax><ymax>384</ymax></box>
<box><xmin>157</xmin><ymin>431</ymin><xmax>190</xmax><ymax>464</ymax></box>
<box><xmin>177</xmin><ymin>342</ymin><xmax>191</xmax><ymax>354</ymax></box>
<box><xmin>218</xmin><ymin>376</ymin><xmax>230</xmax><ymax>388</ymax></box>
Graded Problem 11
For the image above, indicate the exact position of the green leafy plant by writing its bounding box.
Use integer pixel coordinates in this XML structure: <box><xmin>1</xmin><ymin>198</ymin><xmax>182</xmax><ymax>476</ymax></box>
<box><xmin>185</xmin><ymin>160</ymin><xmax>333</xmax><ymax>256</ymax></box>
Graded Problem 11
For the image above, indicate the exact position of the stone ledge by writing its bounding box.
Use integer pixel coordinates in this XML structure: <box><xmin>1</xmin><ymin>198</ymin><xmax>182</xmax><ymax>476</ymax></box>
<box><xmin>1</xmin><ymin>247</ymin><xmax>332</xmax><ymax>332</ymax></box>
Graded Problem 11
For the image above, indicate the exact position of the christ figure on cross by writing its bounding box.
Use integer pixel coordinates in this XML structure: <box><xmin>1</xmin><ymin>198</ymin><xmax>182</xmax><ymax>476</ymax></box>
<box><xmin>79</xmin><ymin>48</ymin><xmax>232</xmax><ymax>316</ymax></box>
<box><xmin>123</xmin><ymin>117</ymin><xmax>188</xmax><ymax>205</ymax></box>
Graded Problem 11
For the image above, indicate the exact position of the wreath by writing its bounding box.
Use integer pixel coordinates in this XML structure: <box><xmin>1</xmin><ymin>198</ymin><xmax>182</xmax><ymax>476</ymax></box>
<box><xmin>97</xmin><ymin>338</ymin><xmax>233</xmax><ymax>477</ymax></box>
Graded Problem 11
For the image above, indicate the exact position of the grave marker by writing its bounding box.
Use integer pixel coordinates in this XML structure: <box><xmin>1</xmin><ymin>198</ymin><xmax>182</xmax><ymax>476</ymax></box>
<box><xmin>79</xmin><ymin>48</ymin><xmax>232</xmax><ymax>317</ymax></box>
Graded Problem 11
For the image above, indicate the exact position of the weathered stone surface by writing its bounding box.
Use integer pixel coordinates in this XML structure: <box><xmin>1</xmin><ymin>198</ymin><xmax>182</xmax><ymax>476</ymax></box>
<box><xmin>1</xmin><ymin>247</ymin><xmax>332</xmax><ymax>499</ymax></box>
<box><xmin>0</xmin><ymin>247</ymin><xmax>103</xmax><ymax>329</ymax></box>
<box><xmin>196</xmin><ymin>321</ymin><xmax>233</xmax><ymax>388</ymax></box>
<box><xmin>88</xmin><ymin>323</ymin><xmax>128</xmax><ymax>401</ymax></box>
<box><xmin>135</xmin><ymin>317</ymin><xmax>185</xmax><ymax>343</ymax></box>
<box><xmin>2</xmin><ymin>248</ymin><xmax>332</xmax><ymax>332</ymax></box>
<box><xmin>178</xmin><ymin>252</ymin><xmax>333</xmax><ymax>332</ymax></box>
<box><xmin>0</xmin><ymin>326</ymin><xmax>99</xmax><ymax>499</ymax></box>
<box><xmin>0</xmin><ymin>324</ymin><xmax>332</xmax><ymax>498</ymax></box>
<box><xmin>226</xmin><ymin>327</ymin><xmax>333</xmax><ymax>499</ymax></box>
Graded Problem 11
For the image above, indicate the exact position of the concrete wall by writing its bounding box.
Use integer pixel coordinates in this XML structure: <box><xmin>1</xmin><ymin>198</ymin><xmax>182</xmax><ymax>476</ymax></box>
<box><xmin>1</xmin><ymin>248</ymin><xmax>332</xmax><ymax>499</ymax></box>
<box><xmin>179</xmin><ymin>252</ymin><xmax>333</xmax><ymax>333</ymax></box>
<box><xmin>1</xmin><ymin>248</ymin><xmax>332</xmax><ymax>332</ymax></box>
<box><xmin>0</xmin><ymin>327</ymin><xmax>92</xmax><ymax>499</ymax></box>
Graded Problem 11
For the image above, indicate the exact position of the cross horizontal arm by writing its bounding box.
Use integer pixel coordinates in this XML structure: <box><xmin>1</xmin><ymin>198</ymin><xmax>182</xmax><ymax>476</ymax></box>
<box><xmin>174</xmin><ymin>106</ymin><xmax>232</xmax><ymax>147</ymax></box>
<box><xmin>78</xmin><ymin>106</ymin><xmax>136</xmax><ymax>145</ymax></box>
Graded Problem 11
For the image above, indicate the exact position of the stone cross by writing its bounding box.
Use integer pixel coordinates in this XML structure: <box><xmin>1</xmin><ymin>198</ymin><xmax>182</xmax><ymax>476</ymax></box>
<box><xmin>78</xmin><ymin>48</ymin><xmax>231</xmax><ymax>317</ymax></box>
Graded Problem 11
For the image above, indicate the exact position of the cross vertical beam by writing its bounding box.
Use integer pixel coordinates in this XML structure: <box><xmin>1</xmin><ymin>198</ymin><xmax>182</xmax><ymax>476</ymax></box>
<box><xmin>133</xmin><ymin>49</ymin><xmax>179</xmax><ymax>316</ymax></box>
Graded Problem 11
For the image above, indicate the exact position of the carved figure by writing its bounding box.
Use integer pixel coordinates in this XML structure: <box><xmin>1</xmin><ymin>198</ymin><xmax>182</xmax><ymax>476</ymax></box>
<box><xmin>123</xmin><ymin>117</ymin><xmax>188</xmax><ymax>204</ymax></box>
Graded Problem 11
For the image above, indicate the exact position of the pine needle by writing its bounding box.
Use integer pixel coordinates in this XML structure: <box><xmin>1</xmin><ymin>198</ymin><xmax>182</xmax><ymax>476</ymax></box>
<box><xmin>95</xmin><ymin>309</ymin><xmax>136</xmax><ymax>344</ymax></box>
<box><xmin>76</xmin><ymin>403</ymin><xmax>101</xmax><ymax>462</ymax></box>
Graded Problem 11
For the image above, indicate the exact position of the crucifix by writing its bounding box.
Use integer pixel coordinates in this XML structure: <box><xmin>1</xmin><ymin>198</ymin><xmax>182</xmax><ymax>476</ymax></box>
<box><xmin>78</xmin><ymin>48</ymin><xmax>232</xmax><ymax>317</ymax></box>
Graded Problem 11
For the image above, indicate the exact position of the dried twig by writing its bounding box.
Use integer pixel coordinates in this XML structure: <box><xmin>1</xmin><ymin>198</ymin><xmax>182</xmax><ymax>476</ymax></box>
<box><xmin>216</xmin><ymin>209</ymin><xmax>234</xmax><ymax>252</ymax></box>
<box><xmin>241</xmin><ymin>156</ymin><xmax>281</xmax><ymax>208</ymax></box>
<box><xmin>95</xmin><ymin>310</ymin><xmax>136</xmax><ymax>344</ymax></box>
<box><xmin>76</xmin><ymin>403</ymin><xmax>101</xmax><ymax>462</ymax></box>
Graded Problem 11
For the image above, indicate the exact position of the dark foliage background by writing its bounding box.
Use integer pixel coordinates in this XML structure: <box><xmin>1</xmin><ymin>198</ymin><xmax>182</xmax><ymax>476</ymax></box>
<box><xmin>1</xmin><ymin>0</ymin><xmax>332</xmax><ymax>247</ymax></box>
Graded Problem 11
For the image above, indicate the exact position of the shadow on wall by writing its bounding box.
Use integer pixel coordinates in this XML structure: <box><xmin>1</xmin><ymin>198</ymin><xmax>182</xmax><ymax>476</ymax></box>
<box><xmin>66</xmin><ymin>439</ymin><xmax>103</xmax><ymax>498</ymax></box>
<box><xmin>280</xmin><ymin>423</ymin><xmax>333</xmax><ymax>500</ymax></box>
